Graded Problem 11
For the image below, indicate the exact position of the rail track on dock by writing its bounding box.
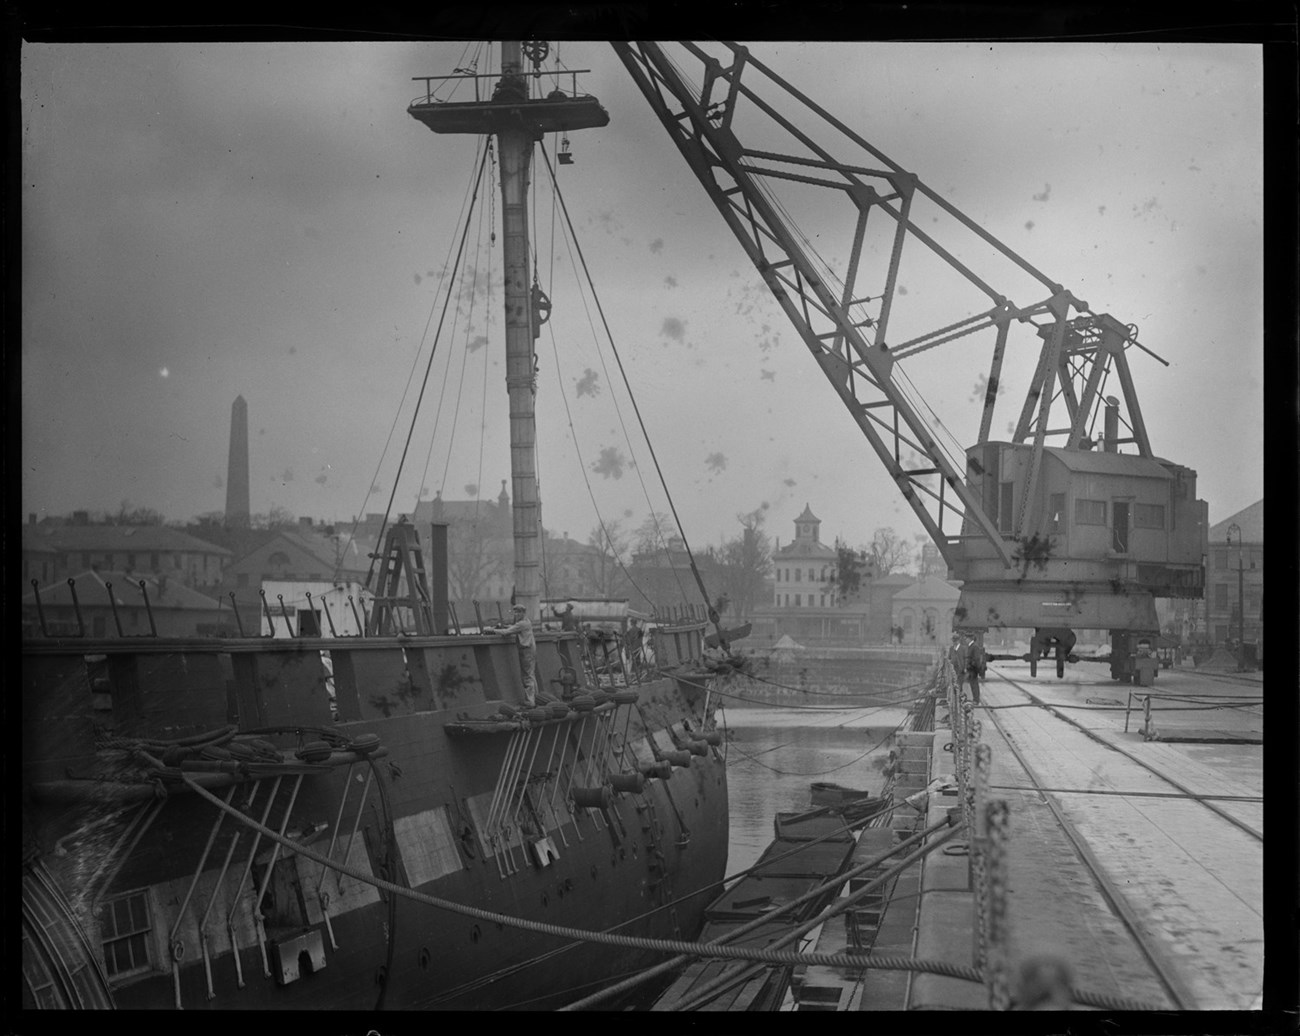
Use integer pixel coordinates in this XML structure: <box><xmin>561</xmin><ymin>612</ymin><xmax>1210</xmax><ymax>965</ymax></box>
<box><xmin>988</xmin><ymin>670</ymin><xmax>1261</xmax><ymax>844</ymax></box>
<box><xmin>976</xmin><ymin>667</ymin><xmax>1263</xmax><ymax>1011</ymax></box>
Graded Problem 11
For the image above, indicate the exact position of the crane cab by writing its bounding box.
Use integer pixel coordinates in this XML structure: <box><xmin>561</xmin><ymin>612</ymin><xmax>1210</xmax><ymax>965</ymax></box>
<box><xmin>952</xmin><ymin>441</ymin><xmax>1208</xmax><ymax>636</ymax></box>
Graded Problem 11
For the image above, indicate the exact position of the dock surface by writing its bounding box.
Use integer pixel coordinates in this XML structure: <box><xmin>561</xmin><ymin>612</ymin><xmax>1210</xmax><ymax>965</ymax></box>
<box><xmin>910</xmin><ymin>660</ymin><xmax>1263</xmax><ymax>1012</ymax></box>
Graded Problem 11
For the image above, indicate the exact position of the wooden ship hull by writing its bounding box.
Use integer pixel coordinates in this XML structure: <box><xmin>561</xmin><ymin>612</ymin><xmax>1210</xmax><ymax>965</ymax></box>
<box><xmin>21</xmin><ymin>612</ymin><xmax>729</xmax><ymax>1010</ymax></box>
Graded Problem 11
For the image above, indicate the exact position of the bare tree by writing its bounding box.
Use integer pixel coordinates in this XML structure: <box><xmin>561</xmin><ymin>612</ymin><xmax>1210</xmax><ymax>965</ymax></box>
<box><xmin>868</xmin><ymin>526</ymin><xmax>912</xmax><ymax>576</ymax></box>
<box><xmin>113</xmin><ymin>500</ymin><xmax>166</xmax><ymax>526</ymax></box>
<box><xmin>633</xmin><ymin>511</ymin><xmax>675</xmax><ymax>554</ymax></box>
<box><xmin>715</xmin><ymin>509</ymin><xmax>772</xmax><ymax>621</ymax></box>
<box><xmin>587</xmin><ymin>520</ymin><xmax>630</xmax><ymax>597</ymax></box>
<box><xmin>446</xmin><ymin>519</ymin><xmax>506</xmax><ymax>603</ymax></box>
<box><xmin>250</xmin><ymin>506</ymin><xmax>298</xmax><ymax>531</ymax></box>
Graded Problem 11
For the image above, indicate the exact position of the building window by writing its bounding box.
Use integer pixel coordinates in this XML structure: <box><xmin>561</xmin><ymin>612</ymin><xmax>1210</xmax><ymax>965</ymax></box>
<box><xmin>794</xmin><ymin>569</ymin><xmax>801</xmax><ymax>582</ymax></box>
<box><xmin>150</xmin><ymin>553</ymin><xmax>160</xmax><ymax>569</ymax></box>
<box><xmin>795</xmin><ymin>594</ymin><xmax>801</xmax><ymax>606</ymax></box>
<box><xmin>1245</xmin><ymin>588</ymin><xmax>1261</xmax><ymax>613</ymax></box>
<box><xmin>808</xmin><ymin>568</ymin><xmax>815</xmax><ymax>581</ymax></box>
<box><xmin>1214</xmin><ymin>584</ymin><xmax>1229</xmax><ymax>610</ymax></box>
<box><xmin>820</xmin><ymin>595</ymin><xmax>826</xmax><ymax>607</ymax></box>
<box><xmin>126</xmin><ymin>553</ymin><xmax>136</xmax><ymax>570</ymax></box>
<box><xmin>1048</xmin><ymin>493</ymin><xmax>1066</xmax><ymax>534</ymax></box>
<box><xmin>1133</xmin><ymin>503</ymin><xmax>1165</xmax><ymax>529</ymax></box>
<box><xmin>81</xmin><ymin>552</ymin><xmax>91</xmax><ymax>569</ymax></box>
<box><xmin>100</xmin><ymin>890</ymin><xmax>153</xmax><ymax>979</ymax></box>
<box><xmin>236</xmin><ymin>572</ymin><xmax>249</xmax><ymax>588</ymax></box>
<box><xmin>1074</xmin><ymin>499</ymin><xmax>1106</xmax><ymax>525</ymax></box>
<box><xmin>1214</xmin><ymin>551</ymin><xmax>1228</xmax><ymax>570</ymax></box>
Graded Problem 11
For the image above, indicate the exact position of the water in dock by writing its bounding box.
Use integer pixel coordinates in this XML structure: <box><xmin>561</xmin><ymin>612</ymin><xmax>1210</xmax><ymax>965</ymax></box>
<box><xmin>721</xmin><ymin>705</ymin><xmax>910</xmax><ymax>874</ymax></box>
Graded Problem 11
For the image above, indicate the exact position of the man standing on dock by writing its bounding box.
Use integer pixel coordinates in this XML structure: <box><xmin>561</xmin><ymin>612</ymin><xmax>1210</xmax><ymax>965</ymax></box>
<box><xmin>948</xmin><ymin>633</ymin><xmax>968</xmax><ymax>681</ymax></box>
<box><xmin>499</xmin><ymin>604</ymin><xmax>538</xmax><ymax>706</ymax></box>
<box><xmin>965</xmin><ymin>635</ymin><xmax>987</xmax><ymax>704</ymax></box>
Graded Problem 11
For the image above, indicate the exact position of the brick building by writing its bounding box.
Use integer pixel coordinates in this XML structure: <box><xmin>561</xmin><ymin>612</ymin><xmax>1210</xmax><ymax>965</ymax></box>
<box><xmin>21</xmin><ymin>516</ymin><xmax>231</xmax><ymax>592</ymax></box>
<box><xmin>1205</xmin><ymin>499</ymin><xmax>1263</xmax><ymax>650</ymax></box>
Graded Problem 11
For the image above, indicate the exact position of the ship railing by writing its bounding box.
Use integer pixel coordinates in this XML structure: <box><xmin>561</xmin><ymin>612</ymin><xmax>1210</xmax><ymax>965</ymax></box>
<box><xmin>409</xmin><ymin>68</ymin><xmax>596</xmax><ymax>108</ymax></box>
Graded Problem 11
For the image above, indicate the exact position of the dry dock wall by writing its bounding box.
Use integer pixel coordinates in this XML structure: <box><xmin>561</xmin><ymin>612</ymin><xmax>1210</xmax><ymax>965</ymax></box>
<box><xmin>730</xmin><ymin>649</ymin><xmax>934</xmax><ymax>706</ymax></box>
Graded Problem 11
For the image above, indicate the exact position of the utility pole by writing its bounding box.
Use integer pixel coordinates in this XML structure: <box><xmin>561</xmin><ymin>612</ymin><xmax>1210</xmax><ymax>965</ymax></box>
<box><xmin>1227</xmin><ymin>522</ymin><xmax>1245</xmax><ymax>670</ymax></box>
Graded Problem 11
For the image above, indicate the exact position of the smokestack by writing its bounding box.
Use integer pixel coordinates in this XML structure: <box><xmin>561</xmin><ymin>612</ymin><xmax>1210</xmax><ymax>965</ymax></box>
<box><xmin>225</xmin><ymin>395</ymin><xmax>250</xmax><ymax>527</ymax></box>
<box><xmin>1103</xmin><ymin>396</ymin><xmax>1119</xmax><ymax>453</ymax></box>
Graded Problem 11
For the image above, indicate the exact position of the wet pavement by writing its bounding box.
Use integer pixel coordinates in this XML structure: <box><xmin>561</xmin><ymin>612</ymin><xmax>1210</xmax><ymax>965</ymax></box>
<box><xmin>914</xmin><ymin>660</ymin><xmax>1263</xmax><ymax>1011</ymax></box>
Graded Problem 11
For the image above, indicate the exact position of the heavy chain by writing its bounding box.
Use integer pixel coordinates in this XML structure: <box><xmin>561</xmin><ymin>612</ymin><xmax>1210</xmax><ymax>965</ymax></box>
<box><xmin>983</xmin><ymin>797</ymin><xmax>1011</xmax><ymax>1010</ymax></box>
<box><xmin>972</xmin><ymin>742</ymin><xmax>992</xmax><ymax>969</ymax></box>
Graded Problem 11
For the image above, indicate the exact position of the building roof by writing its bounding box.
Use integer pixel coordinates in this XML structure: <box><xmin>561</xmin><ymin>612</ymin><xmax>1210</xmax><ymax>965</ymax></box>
<box><xmin>412</xmin><ymin>488</ymin><xmax>510</xmax><ymax>527</ymax></box>
<box><xmin>795</xmin><ymin>503</ymin><xmax>820</xmax><ymax>523</ymax></box>
<box><xmin>891</xmin><ymin>576</ymin><xmax>962</xmax><ymax>602</ymax></box>
<box><xmin>22</xmin><ymin>524</ymin><xmax>233</xmax><ymax>555</ymax></box>
<box><xmin>22</xmin><ymin>570</ymin><xmax>224</xmax><ymax>610</ymax></box>
<box><xmin>225</xmin><ymin>529</ymin><xmax>367</xmax><ymax>576</ymax></box>
<box><xmin>774</xmin><ymin>539</ymin><xmax>837</xmax><ymax>559</ymax></box>
<box><xmin>1044</xmin><ymin>447</ymin><xmax>1171</xmax><ymax>480</ymax></box>
<box><xmin>875</xmin><ymin>573</ymin><xmax>918</xmax><ymax>586</ymax></box>
<box><xmin>1208</xmin><ymin>498</ymin><xmax>1263</xmax><ymax>543</ymax></box>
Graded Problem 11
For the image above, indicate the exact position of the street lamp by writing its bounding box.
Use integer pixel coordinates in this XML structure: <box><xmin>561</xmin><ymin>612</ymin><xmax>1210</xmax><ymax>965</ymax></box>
<box><xmin>1227</xmin><ymin>522</ymin><xmax>1245</xmax><ymax>670</ymax></box>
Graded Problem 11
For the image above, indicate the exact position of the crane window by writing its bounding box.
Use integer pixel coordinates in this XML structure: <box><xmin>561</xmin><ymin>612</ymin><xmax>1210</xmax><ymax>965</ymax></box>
<box><xmin>1048</xmin><ymin>493</ymin><xmax>1066</xmax><ymax>534</ymax></box>
<box><xmin>998</xmin><ymin>482</ymin><xmax>1015</xmax><ymax>534</ymax></box>
<box><xmin>1075</xmin><ymin>499</ymin><xmax>1106</xmax><ymax>526</ymax></box>
<box><xmin>1133</xmin><ymin>503</ymin><xmax>1165</xmax><ymax>529</ymax></box>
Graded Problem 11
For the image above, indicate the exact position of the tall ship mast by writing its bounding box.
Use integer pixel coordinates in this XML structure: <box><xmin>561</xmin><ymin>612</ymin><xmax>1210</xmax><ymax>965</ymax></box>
<box><xmin>409</xmin><ymin>39</ymin><xmax>609</xmax><ymax>622</ymax></box>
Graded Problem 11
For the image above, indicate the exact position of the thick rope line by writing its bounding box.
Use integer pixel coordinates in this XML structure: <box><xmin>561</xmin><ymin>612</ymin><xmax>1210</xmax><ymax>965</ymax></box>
<box><xmin>179</xmin><ymin>771</ymin><xmax>972</xmax><ymax>976</ymax></box>
<box><xmin>669</xmin><ymin>822</ymin><xmax>969</xmax><ymax>1012</ymax></box>
<box><xmin>559</xmin><ymin>809</ymin><xmax>943</xmax><ymax>1011</ymax></box>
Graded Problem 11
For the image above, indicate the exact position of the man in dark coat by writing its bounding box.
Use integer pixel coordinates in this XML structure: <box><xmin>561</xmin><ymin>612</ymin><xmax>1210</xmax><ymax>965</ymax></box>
<box><xmin>966</xmin><ymin>636</ymin><xmax>988</xmax><ymax>704</ymax></box>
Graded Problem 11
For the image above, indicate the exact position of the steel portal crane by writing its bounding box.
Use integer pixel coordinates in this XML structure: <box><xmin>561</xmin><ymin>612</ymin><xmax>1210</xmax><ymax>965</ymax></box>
<box><xmin>613</xmin><ymin>42</ymin><xmax>1207</xmax><ymax>677</ymax></box>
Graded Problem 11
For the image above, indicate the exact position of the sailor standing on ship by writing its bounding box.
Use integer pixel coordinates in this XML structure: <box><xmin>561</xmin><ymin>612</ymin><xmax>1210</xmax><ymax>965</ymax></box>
<box><xmin>499</xmin><ymin>604</ymin><xmax>538</xmax><ymax>705</ymax></box>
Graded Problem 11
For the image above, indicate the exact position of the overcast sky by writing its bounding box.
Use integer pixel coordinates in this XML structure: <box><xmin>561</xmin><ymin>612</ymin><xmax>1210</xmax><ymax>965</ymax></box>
<box><xmin>21</xmin><ymin>39</ymin><xmax>1262</xmax><ymax>554</ymax></box>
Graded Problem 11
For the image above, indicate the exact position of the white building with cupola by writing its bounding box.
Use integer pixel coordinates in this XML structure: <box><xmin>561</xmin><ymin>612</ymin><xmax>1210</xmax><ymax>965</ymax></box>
<box><xmin>772</xmin><ymin>504</ymin><xmax>838</xmax><ymax>610</ymax></box>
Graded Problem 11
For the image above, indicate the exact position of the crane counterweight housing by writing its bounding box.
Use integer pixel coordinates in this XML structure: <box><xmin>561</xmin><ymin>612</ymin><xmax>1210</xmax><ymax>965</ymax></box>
<box><xmin>954</xmin><ymin>441</ymin><xmax>1208</xmax><ymax>632</ymax></box>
